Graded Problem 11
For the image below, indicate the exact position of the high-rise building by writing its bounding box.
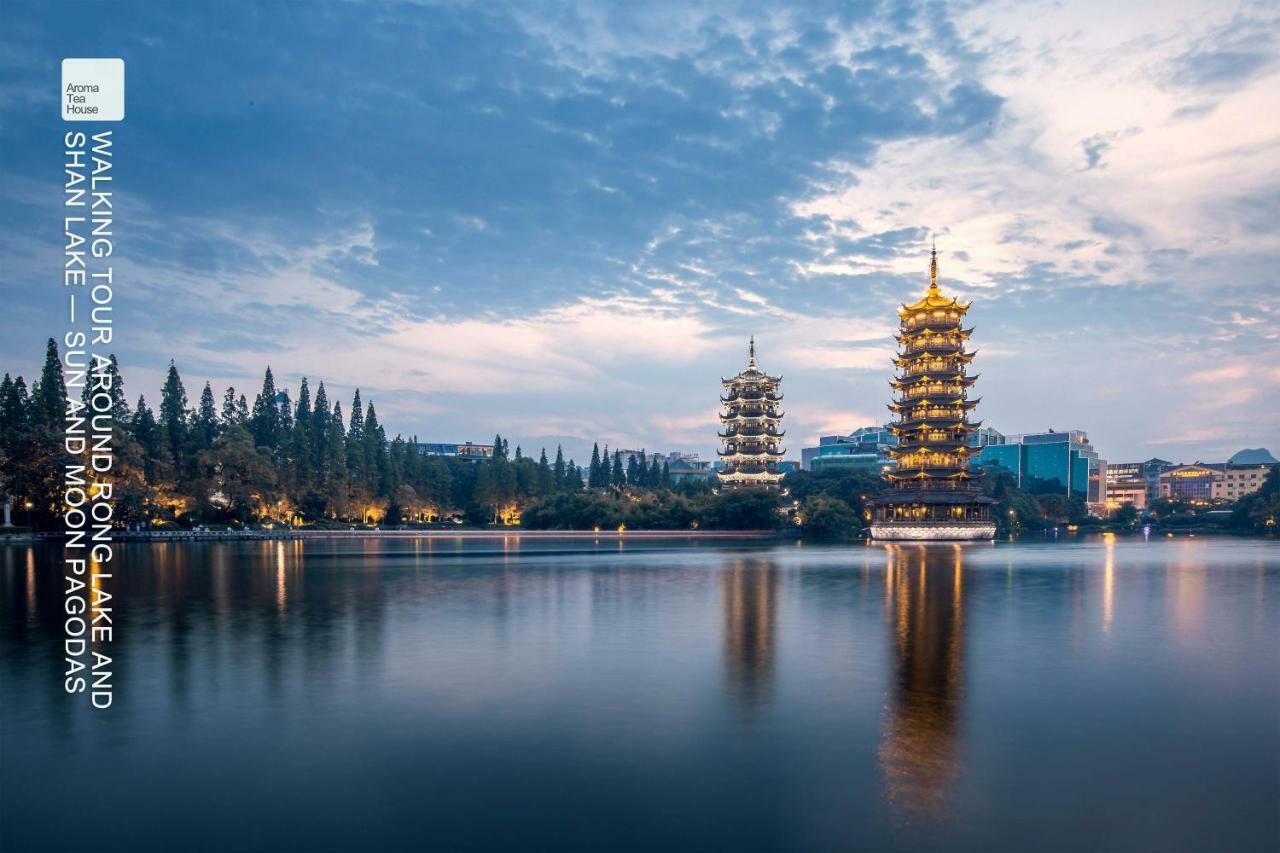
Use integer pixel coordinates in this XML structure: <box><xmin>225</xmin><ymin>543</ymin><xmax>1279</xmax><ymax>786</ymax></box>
<box><xmin>717</xmin><ymin>338</ymin><xmax>785</xmax><ymax>488</ymax></box>
<box><xmin>972</xmin><ymin>429</ymin><xmax>1108</xmax><ymax>510</ymax></box>
<box><xmin>870</xmin><ymin>246</ymin><xmax>995</xmax><ymax>540</ymax></box>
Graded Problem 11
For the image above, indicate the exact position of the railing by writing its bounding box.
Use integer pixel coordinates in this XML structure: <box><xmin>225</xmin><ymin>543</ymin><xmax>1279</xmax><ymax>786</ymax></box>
<box><xmin>902</xmin><ymin>310</ymin><xmax>961</xmax><ymax>330</ymax></box>
<box><xmin>899</xmin><ymin>383</ymin><xmax>966</xmax><ymax>401</ymax></box>
<box><xmin>900</xmin><ymin>359</ymin><xmax>963</xmax><ymax>377</ymax></box>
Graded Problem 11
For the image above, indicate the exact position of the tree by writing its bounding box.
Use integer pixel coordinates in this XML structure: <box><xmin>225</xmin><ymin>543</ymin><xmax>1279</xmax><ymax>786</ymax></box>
<box><xmin>250</xmin><ymin>367</ymin><xmax>280</xmax><ymax>449</ymax></box>
<box><xmin>611</xmin><ymin>451</ymin><xmax>624</xmax><ymax>488</ymax></box>
<box><xmin>31</xmin><ymin>338</ymin><xmax>67</xmax><ymax>429</ymax></box>
<box><xmin>553</xmin><ymin>445</ymin><xmax>566</xmax><ymax>492</ymax></box>
<box><xmin>195</xmin><ymin>382</ymin><xmax>219</xmax><ymax>449</ymax></box>
<box><xmin>799</xmin><ymin>495</ymin><xmax>860</xmax><ymax>539</ymax></box>
<box><xmin>199</xmin><ymin>426</ymin><xmax>278</xmax><ymax>521</ymax></box>
<box><xmin>588</xmin><ymin>443</ymin><xmax>602</xmax><ymax>488</ymax></box>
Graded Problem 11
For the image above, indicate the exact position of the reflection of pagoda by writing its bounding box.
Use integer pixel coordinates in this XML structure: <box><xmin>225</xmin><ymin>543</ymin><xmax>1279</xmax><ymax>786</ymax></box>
<box><xmin>718</xmin><ymin>338</ymin><xmax>785</xmax><ymax>488</ymax></box>
<box><xmin>879</xmin><ymin>544</ymin><xmax>967</xmax><ymax>819</ymax></box>
<box><xmin>871</xmin><ymin>245</ymin><xmax>995</xmax><ymax>540</ymax></box>
<box><xmin>722</xmin><ymin>561</ymin><xmax>778</xmax><ymax>712</ymax></box>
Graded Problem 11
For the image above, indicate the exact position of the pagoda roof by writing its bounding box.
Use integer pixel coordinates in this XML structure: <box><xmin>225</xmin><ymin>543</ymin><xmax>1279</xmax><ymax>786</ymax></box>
<box><xmin>898</xmin><ymin>245</ymin><xmax>970</xmax><ymax>313</ymax></box>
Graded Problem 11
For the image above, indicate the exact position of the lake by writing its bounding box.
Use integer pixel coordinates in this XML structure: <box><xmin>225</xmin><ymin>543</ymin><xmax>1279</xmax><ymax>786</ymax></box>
<box><xmin>1</xmin><ymin>535</ymin><xmax>1277</xmax><ymax>852</ymax></box>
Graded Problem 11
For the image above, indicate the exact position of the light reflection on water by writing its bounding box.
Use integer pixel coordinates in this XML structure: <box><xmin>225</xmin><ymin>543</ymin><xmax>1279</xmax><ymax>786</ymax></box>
<box><xmin>1</xmin><ymin>536</ymin><xmax>1278</xmax><ymax>852</ymax></box>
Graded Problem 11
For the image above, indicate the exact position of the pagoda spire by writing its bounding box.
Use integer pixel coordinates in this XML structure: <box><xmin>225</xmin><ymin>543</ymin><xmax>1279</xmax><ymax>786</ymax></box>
<box><xmin>928</xmin><ymin>238</ymin><xmax>939</xmax><ymax>296</ymax></box>
<box><xmin>748</xmin><ymin>335</ymin><xmax>757</xmax><ymax>369</ymax></box>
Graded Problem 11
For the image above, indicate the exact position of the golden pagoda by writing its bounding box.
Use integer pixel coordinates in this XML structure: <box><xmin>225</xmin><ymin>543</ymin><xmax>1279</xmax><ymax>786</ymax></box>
<box><xmin>870</xmin><ymin>245</ymin><xmax>995</xmax><ymax>540</ymax></box>
<box><xmin>718</xmin><ymin>338</ymin><xmax>785</xmax><ymax>488</ymax></box>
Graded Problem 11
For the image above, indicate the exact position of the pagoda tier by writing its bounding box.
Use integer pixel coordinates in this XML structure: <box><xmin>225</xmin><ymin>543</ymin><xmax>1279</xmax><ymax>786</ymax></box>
<box><xmin>870</xmin><ymin>245</ymin><xmax>994</xmax><ymax>540</ymax></box>
<box><xmin>718</xmin><ymin>338</ymin><xmax>785</xmax><ymax>489</ymax></box>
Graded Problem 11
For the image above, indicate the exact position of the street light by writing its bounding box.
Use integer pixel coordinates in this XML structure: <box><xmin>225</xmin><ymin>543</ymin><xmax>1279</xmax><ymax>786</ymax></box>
<box><xmin>24</xmin><ymin>500</ymin><xmax>33</xmax><ymax>529</ymax></box>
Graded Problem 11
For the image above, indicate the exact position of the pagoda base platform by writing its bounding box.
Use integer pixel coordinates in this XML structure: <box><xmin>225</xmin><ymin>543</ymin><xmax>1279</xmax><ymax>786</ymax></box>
<box><xmin>870</xmin><ymin>521</ymin><xmax>996</xmax><ymax>541</ymax></box>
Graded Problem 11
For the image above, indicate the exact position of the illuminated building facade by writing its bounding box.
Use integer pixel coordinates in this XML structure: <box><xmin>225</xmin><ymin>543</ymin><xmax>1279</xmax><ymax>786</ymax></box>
<box><xmin>1106</xmin><ymin>458</ymin><xmax>1172</xmax><ymax>505</ymax></box>
<box><xmin>1158</xmin><ymin>462</ymin><xmax>1275</xmax><ymax>503</ymax></box>
<box><xmin>870</xmin><ymin>247</ymin><xmax>995</xmax><ymax>540</ymax></box>
<box><xmin>718</xmin><ymin>338</ymin><xmax>785</xmax><ymax>488</ymax></box>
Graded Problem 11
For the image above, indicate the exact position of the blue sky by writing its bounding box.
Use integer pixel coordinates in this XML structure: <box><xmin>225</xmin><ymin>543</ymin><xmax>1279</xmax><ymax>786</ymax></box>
<box><xmin>2</xmin><ymin>0</ymin><xmax>1278</xmax><ymax>466</ymax></box>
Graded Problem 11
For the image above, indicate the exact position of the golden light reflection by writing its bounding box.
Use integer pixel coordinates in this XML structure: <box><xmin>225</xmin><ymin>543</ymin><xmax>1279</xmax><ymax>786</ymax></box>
<box><xmin>722</xmin><ymin>560</ymin><xmax>778</xmax><ymax>713</ymax></box>
<box><xmin>26</xmin><ymin>547</ymin><xmax>35</xmax><ymax>617</ymax></box>
<box><xmin>1170</xmin><ymin>544</ymin><xmax>1207</xmax><ymax>643</ymax></box>
<box><xmin>880</xmin><ymin>545</ymin><xmax>967</xmax><ymax>821</ymax></box>
<box><xmin>276</xmin><ymin>541</ymin><xmax>286</xmax><ymax>611</ymax></box>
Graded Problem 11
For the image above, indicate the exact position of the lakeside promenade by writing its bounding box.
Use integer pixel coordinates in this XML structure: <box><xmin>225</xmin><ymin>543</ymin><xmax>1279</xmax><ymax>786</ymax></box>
<box><xmin>2</xmin><ymin>528</ymin><xmax>784</xmax><ymax>543</ymax></box>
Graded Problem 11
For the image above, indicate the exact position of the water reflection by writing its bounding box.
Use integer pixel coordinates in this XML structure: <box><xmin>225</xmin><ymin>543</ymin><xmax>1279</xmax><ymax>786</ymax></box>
<box><xmin>722</xmin><ymin>559</ymin><xmax>779</xmax><ymax>713</ymax></box>
<box><xmin>879</xmin><ymin>544</ymin><xmax>968</xmax><ymax>821</ymax></box>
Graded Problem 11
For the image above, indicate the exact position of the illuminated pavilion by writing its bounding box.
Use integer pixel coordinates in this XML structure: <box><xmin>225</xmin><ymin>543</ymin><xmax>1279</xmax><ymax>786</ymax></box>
<box><xmin>870</xmin><ymin>245</ymin><xmax>996</xmax><ymax>540</ymax></box>
<box><xmin>718</xmin><ymin>338</ymin><xmax>785</xmax><ymax>489</ymax></box>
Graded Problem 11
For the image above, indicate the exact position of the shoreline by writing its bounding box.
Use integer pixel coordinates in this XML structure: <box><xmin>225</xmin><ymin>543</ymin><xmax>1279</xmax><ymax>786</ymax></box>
<box><xmin>1</xmin><ymin>528</ymin><xmax>1271</xmax><ymax>544</ymax></box>
<box><xmin>2</xmin><ymin>528</ymin><xmax>787</xmax><ymax>543</ymax></box>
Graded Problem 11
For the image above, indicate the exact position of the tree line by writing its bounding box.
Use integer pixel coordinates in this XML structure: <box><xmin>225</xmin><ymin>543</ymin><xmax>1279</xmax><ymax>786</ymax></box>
<box><xmin>0</xmin><ymin>339</ymin><xmax>720</xmax><ymax>530</ymax></box>
<box><xmin>2</xmin><ymin>338</ymin><xmax>1275</xmax><ymax>535</ymax></box>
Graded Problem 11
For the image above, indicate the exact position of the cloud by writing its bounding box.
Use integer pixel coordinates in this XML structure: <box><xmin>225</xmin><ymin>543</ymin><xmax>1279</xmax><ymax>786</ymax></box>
<box><xmin>0</xmin><ymin>0</ymin><xmax>1277</xmax><ymax>463</ymax></box>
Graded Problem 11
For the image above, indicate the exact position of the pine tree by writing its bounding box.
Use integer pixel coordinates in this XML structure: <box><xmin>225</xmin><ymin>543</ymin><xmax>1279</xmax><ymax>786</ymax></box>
<box><xmin>553</xmin><ymin>445</ymin><xmax>566</xmax><ymax>492</ymax></box>
<box><xmin>221</xmin><ymin>386</ymin><xmax>239</xmax><ymax>424</ymax></box>
<box><xmin>132</xmin><ymin>396</ymin><xmax>159</xmax><ymax>478</ymax></box>
<box><xmin>347</xmin><ymin>391</ymin><xmax>365</xmax><ymax>480</ymax></box>
<box><xmin>364</xmin><ymin>401</ymin><xmax>387</xmax><ymax>491</ymax></box>
<box><xmin>649</xmin><ymin>456</ymin><xmax>662</xmax><ymax>488</ymax></box>
<box><xmin>661</xmin><ymin>461</ymin><xmax>671</xmax><ymax>489</ymax></box>
<box><xmin>278</xmin><ymin>390</ymin><xmax>294</xmax><ymax>435</ymax></box>
<box><xmin>536</xmin><ymin>448</ymin><xmax>553</xmax><ymax>495</ymax></box>
<box><xmin>104</xmin><ymin>355</ymin><xmax>129</xmax><ymax>421</ymax></box>
<box><xmin>250</xmin><ymin>367</ymin><xmax>280</xmax><ymax>449</ymax></box>
<box><xmin>612</xmin><ymin>451</ymin><xmax>624</xmax><ymax>488</ymax></box>
<box><xmin>588</xmin><ymin>443</ymin><xmax>602</xmax><ymax>488</ymax></box>
<box><xmin>158</xmin><ymin>360</ymin><xmax>189</xmax><ymax>469</ymax></box>
<box><xmin>31</xmin><ymin>338</ymin><xmax>67</xmax><ymax>430</ymax></box>
<box><xmin>627</xmin><ymin>454</ymin><xmax>640</xmax><ymax>486</ymax></box>
<box><xmin>196</xmin><ymin>382</ymin><xmax>218</xmax><ymax>448</ymax></box>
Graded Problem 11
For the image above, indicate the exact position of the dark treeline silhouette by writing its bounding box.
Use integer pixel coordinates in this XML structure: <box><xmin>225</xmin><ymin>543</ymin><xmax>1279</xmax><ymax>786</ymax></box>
<box><xmin>0</xmin><ymin>339</ymin><xmax>736</xmax><ymax>530</ymax></box>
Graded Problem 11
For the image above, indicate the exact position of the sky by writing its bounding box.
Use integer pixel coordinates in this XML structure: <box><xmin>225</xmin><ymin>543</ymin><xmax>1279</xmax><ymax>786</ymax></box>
<box><xmin>1</xmin><ymin>0</ymin><xmax>1278</xmax><ymax>467</ymax></box>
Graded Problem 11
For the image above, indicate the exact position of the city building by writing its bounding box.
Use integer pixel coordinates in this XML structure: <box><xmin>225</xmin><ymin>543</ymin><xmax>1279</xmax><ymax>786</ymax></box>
<box><xmin>803</xmin><ymin>426</ymin><xmax>897</xmax><ymax>473</ymax></box>
<box><xmin>1158</xmin><ymin>464</ymin><xmax>1221</xmax><ymax>503</ymax></box>
<box><xmin>718</xmin><ymin>338</ymin><xmax>786</xmax><ymax>488</ymax></box>
<box><xmin>973</xmin><ymin>429</ymin><xmax>1108</xmax><ymax>509</ymax></box>
<box><xmin>667</xmin><ymin>455</ymin><xmax>715</xmax><ymax>485</ymax></box>
<box><xmin>1216</xmin><ymin>463</ymin><xmax>1272</xmax><ymax>501</ymax></box>
<box><xmin>415</xmin><ymin>441</ymin><xmax>494</xmax><ymax>459</ymax></box>
<box><xmin>803</xmin><ymin>425</ymin><xmax>1003</xmax><ymax>473</ymax></box>
<box><xmin>870</xmin><ymin>246</ymin><xmax>995</xmax><ymax>540</ymax></box>
<box><xmin>1106</xmin><ymin>458</ymin><xmax>1172</xmax><ymax>505</ymax></box>
<box><xmin>1104</xmin><ymin>480</ymin><xmax>1147</xmax><ymax>512</ymax></box>
<box><xmin>1157</xmin><ymin>460</ymin><xmax>1275</xmax><ymax>503</ymax></box>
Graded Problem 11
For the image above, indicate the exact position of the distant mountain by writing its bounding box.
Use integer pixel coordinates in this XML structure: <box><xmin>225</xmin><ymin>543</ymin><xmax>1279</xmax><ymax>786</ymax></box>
<box><xmin>1228</xmin><ymin>448</ymin><xmax>1277</xmax><ymax>465</ymax></box>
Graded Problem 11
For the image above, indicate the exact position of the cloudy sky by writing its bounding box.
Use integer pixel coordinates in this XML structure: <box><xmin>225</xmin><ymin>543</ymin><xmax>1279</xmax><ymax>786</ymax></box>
<box><xmin>2</xmin><ymin>0</ymin><xmax>1278</xmax><ymax>466</ymax></box>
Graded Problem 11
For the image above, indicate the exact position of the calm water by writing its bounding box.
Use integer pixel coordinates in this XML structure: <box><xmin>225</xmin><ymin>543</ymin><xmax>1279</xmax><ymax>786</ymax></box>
<box><xmin>1</xmin><ymin>536</ymin><xmax>1278</xmax><ymax>852</ymax></box>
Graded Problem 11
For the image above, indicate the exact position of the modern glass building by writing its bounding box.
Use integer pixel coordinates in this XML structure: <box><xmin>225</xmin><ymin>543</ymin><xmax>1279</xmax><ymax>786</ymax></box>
<box><xmin>804</xmin><ymin>425</ymin><xmax>1003</xmax><ymax>473</ymax></box>
<box><xmin>804</xmin><ymin>426</ymin><xmax>897</xmax><ymax>472</ymax></box>
<box><xmin>972</xmin><ymin>429</ymin><xmax>1107</xmax><ymax>506</ymax></box>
